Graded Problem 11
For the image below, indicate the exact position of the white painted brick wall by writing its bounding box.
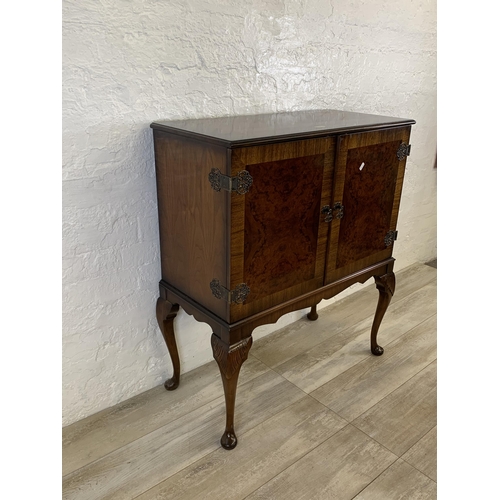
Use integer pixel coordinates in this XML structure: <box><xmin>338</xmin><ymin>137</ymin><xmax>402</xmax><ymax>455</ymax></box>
<box><xmin>62</xmin><ymin>0</ymin><xmax>436</xmax><ymax>426</ymax></box>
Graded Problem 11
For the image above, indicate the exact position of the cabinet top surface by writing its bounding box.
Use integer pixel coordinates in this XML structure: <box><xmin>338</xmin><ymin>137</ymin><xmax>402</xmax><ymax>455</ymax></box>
<box><xmin>151</xmin><ymin>109</ymin><xmax>415</xmax><ymax>146</ymax></box>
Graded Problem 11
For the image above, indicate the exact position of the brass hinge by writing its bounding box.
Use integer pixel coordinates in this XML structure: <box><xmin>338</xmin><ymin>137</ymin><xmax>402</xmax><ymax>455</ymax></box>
<box><xmin>210</xmin><ymin>279</ymin><xmax>250</xmax><ymax>304</ymax></box>
<box><xmin>208</xmin><ymin>168</ymin><xmax>253</xmax><ymax>194</ymax></box>
<box><xmin>384</xmin><ymin>230</ymin><xmax>398</xmax><ymax>247</ymax></box>
<box><xmin>397</xmin><ymin>143</ymin><xmax>411</xmax><ymax>160</ymax></box>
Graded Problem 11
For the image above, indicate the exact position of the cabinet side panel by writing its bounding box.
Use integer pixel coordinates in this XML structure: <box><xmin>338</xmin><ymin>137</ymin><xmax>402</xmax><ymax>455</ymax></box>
<box><xmin>153</xmin><ymin>131</ymin><xmax>229</xmax><ymax>320</ymax></box>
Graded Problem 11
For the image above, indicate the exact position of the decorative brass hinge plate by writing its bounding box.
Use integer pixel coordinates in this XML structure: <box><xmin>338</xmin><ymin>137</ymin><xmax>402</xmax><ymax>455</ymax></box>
<box><xmin>397</xmin><ymin>143</ymin><xmax>411</xmax><ymax>160</ymax></box>
<box><xmin>210</xmin><ymin>279</ymin><xmax>250</xmax><ymax>304</ymax></box>
<box><xmin>384</xmin><ymin>230</ymin><xmax>398</xmax><ymax>247</ymax></box>
<box><xmin>208</xmin><ymin>168</ymin><xmax>253</xmax><ymax>194</ymax></box>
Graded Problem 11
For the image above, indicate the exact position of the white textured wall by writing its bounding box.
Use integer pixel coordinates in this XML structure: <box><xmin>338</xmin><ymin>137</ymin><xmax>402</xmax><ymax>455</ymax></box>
<box><xmin>62</xmin><ymin>0</ymin><xmax>436</xmax><ymax>426</ymax></box>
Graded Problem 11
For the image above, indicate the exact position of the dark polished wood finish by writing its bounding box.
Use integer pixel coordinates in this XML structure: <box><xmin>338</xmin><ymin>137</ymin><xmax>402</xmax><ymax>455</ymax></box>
<box><xmin>160</xmin><ymin>258</ymin><xmax>394</xmax><ymax>344</ymax></box>
<box><xmin>326</xmin><ymin>127</ymin><xmax>411</xmax><ymax>284</ymax></box>
<box><xmin>155</xmin><ymin>297</ymin><xmax>180</xmax><ymax>391</ymax></box>
<box><xmin>151</xmin><ymin>109</ymin><xmax>414</xmax><ymax>449</ymax></box>
<box><xmin>153</xmin><ymin>131</ymin><xmax>229</xmax><ymax>320</ymax></box>
<box><xmin>151</xmin><ymin>109</ymin><xmax>414</xmax><ymax>147</ymax></box>
<box><xmin>244</xmin><ymin>155</ymin><xmax>323</xmax><ymax>298</ymax></box>
<box><xmin>211</xmin><ymin>334</ymin><xmax>253</xmax><ymax>449</ymax></box>
<box><xmin>230</xmin><ymin>138</ymin><xmax>334</xmax><ymax>321</ymax></box>
<box><xmin>371</xmin><ymin>272</ymin><xmax>396</xmax><ymax>356</ymax></box>
<box><xmin>337</xmin><ymin>140</ymin><xmax>400</xmax><ymax>267</ymax></box>
<box><xmin>307</xmin><ymin>304</ymin><xmax>319</xmax><ymax>321</ymax></box>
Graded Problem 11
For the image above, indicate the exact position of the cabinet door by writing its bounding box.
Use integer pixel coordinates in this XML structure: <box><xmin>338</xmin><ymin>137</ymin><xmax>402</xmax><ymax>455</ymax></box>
<box><xmin>230</xmin><ymin>138</ymin><xmax>335</xmax><ymax>322</ymax></box>
<box><xmin>325</xmin><ymin>127</ymin><xmax>411</xmax><ymax>284</ymax></box>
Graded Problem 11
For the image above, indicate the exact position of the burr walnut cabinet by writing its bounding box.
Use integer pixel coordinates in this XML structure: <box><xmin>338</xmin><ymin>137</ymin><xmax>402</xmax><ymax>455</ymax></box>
<box><xmin>151</xmin><ymin>109</ymin><xmax>414</xmax><ymax>450</ymax></box>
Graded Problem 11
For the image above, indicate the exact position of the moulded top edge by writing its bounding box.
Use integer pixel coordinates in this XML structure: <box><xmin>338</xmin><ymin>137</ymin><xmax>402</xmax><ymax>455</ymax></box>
<box><xmin>150</xmin><ymin>109</ymin><xmax>415</xmax><ymax>147</ymax></box>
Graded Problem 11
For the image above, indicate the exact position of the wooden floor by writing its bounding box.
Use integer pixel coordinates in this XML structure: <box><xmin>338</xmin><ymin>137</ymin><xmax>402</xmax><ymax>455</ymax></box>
<box><xmin>63</xmin><ymin>263</ymin><xmax>437</xmax><ymax>500</ymax></box>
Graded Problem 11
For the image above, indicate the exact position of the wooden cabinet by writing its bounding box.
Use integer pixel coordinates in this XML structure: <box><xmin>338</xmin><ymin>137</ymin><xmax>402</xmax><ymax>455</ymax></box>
<box><xmin>151</xmin><ymin>109</ymin><xmax>414</xmax><ymax>450</ymax></box>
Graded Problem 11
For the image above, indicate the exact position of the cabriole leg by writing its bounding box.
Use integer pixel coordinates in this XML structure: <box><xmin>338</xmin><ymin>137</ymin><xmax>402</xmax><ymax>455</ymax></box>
<box><xmin>307</xmin><ymin>304</ymin><xmax>319</xmax><ymax>321</ymax></box>
<box><xmin>370</xmin><ymin>272</ymin><xmax>396</xmax><ymax>356</ymax></box>
<box><xmin>156</xmin><ymin>297</ymin><xmax>180</xmax><ymax>390</ymax></box>
<box><xmin>211</xmin><ymin>334</ymin><xmax>253</xmax><ymax>450</ymax></box>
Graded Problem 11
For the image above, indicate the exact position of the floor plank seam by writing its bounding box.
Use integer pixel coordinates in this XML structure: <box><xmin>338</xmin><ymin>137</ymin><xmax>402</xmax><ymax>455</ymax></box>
<box><xmin>143</xmin><ymin>393</ymin><xmax>320</xmax><ymax>497</ymax></box>
<box><xmin>63</xmin><ymin>264</ymin><xmax>437</xmax><ymax>499</ymax></box>
<box><xmin>380</xmin><ymin>312</ymin><xmax>437</xmax><ymax>348</ymax></box>
<box><xmin>351</xmin><ymin>358</ymin><xmax>436</xmax><ymax>426</ymax></box>
<box><xmin>346</xmin><ymin>456</ymin><xmax>400</xmax><ymax>500</ymax></box>
<box><xmin>349</xmin><ymin>414</ymin><xmax>437</xmax><ymax>460</ymax></box>
<box><xmin>63</xmin><ymin>363</ymin><xmax>273</xmax><ymax>479</ymax></box>
<box><xmin>403</xmin><ymin>423</ymin><xmax>436</xmax><ymax>446</ymax></box>
<box><xmin>399</xmin><ymin>456</ymin><xmax>437</xmax><ymax>484</ymax></box>
<box><xmin>309</xmin><ymin>266</ymin><xmax>435</xmax><ymax>318</ymax></box>
<box><xmin>129</xmin><ymin>394</ymin><xmax>348</xmax><ymax>500</ymax></box>
<box><xmin>250</xmin><ymin>272</ymin><xmax>436</xmax><ymax>368</ymax></box>
<box><xmin>238</xmin><ymin>423</ymin><xmax>352</xmax><ymax>500</ymax></box>
<box><xmin>348</xmin><ymin>360</ymin><xmax>437</xmax><ymax>451</ymax></box>
<box><xmin>304</xmin><ymin>311</ymin><xmax>437</xmax><ymax>410</ymax></box>
<box><xmin>303</xmin><ymin>354</ymin><xmax>371</xmax><ymax>396</ymax></box>
<box><xmin>350</xmin><ymin>424</ymin><xmax>404</xmax><ymax>460</ymax></box>
<box><xmin>266</xmin><ymin>278</ymin><xmax>436</xmax><ymax>375</ymax></box>
<box><xmin>258</xmin><ymin>351</ymin><xmax>352</xmax><ymax>426</ymax></box>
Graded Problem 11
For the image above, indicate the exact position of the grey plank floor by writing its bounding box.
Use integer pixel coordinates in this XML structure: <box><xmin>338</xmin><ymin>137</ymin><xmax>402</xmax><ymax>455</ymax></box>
<box><xmin>63</xmin><ymin>263</ymin><xmax>437</xmax><ymax>500</ymax></box>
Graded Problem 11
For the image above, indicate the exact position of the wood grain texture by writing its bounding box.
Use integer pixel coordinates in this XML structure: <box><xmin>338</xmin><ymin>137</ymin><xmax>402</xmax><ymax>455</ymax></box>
<box><xmin>211</xmin><ymin>335</ymin><xmax>253</xmax><ymax>449</ymax></box>
<box><xmin>336</xmin><ymin>140</ymin><xmax>400</xmax><ymax>268</ymax></box>
<box><xmin>310</xmin><ymin>314</ymin><xmax>436</xmax><ymax>421</ymax></box>
<box><xmin>326</xmin><ymin>127</ymin><xmax>411</xmax><ymax>284</ymax></box>
<box><xmin>151</xmin><ymin>118</ymin><xmax>416</xmax><ymax>455</ymax></box>
<box><xmin>162</xmin><ymin>259</ymin><xmax>391</xmax><ymax>346</ymax></box>
<box><xmin>353</xmin><ymin>459</ymin><xmax>436</xmax><ymax>499</ymax></box>
<box><xmin>62</xmin><ymin>371</ymin><xmax>306</xmax><ymax>500</ymax></box>
<box><xmin>246</xmin><ymin>424</ymin><xmax>397</xmax><ymax>500</ymax></box>
<box><xmin>153</xmin><ymin>130</ymin><xmax>229</xmax><ymax>320</ymax></box>
<box><xmin>62</xmin><ymin>355</ymin><xmax>268</xmax><ymax>476</ymax></box>
<box><xmin>63</xmin><ymin>262</ymin><xmax>436</xmax><ymax>500</ymax></box>
<box><xmin>227</xmin><ymin>260</ymin><xmax>391</xmax><ymax>342</ymax></box>
<box><xmin>276</xmin><ymin>280</ymin><xmax>436</xmax><ymax>394</ymax></box>
<box><xmin>402</xmin><ymin>426</ymin><xmax>437</xmax><ymax>482</ymax></box>
<box><xmin>352</xmin><ymin>360</ymin><xmax>437</xmax><ymax>457</ymax></box>
<box><xmin>230</xmin><ymin>137</ymin><xmax>334</xmax><ymax>322</ymax></box>
<box><xmin>251</xmin><ymin>263</ymin><xmax>436</xmax><ymax>368</ymax></box>
<box><xmin>135</xmin><ymin>397</ymin><xmax>347</xmax><ymax>500</ymax></box>
<box><xmin>243</xmin><ymin>155</ymin><xmax>324</xmax><ymax>300</ymax></box>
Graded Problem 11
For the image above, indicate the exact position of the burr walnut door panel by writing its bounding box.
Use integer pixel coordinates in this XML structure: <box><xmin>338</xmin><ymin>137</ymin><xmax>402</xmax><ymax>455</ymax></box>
<box><xmin>325</xmin><ymin>127</ymin><xmax>411</xmax><ymax>284</ymax></box>
<box><xmin>230</xmin><ymin>138</ymin><xmax>335</xmax><ymax>322</ymax></box>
